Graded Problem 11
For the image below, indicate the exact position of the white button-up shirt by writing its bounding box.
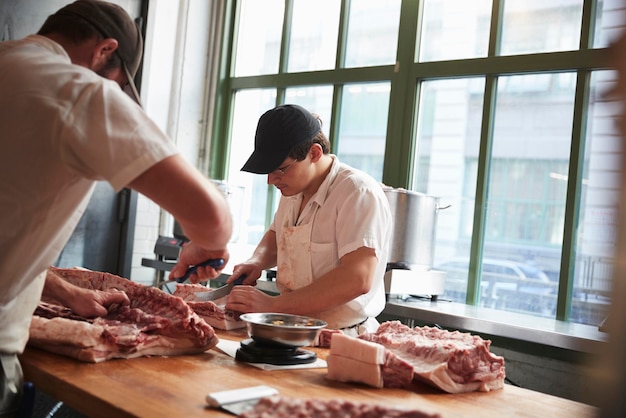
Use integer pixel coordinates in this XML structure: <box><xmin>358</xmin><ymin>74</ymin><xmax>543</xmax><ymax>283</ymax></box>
<box><xmin>270</xmin><ymin>156</ymin><xmax>392</xmax><ymax>329</ymax></box>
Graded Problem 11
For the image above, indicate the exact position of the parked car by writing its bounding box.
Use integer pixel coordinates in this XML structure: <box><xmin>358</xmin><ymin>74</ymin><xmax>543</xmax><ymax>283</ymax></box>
<box><xmin>435</xmin><ymin>257</ymin><xmax>555</xmax><ymax>312</ymax></box>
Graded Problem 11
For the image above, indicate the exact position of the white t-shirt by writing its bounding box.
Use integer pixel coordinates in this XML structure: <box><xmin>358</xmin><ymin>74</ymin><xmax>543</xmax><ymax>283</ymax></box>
<box><xmin>270</xmin><ymin>156</ymin><xmax>392</xmax><ymax>328</ymax></box>
<box><xmin>0</xmin><ymin>35</ymin><xmax>178</xmax><ymax>353</ymax></box>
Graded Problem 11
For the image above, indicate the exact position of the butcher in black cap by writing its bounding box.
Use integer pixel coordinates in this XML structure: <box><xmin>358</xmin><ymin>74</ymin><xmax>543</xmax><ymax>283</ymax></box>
<box><xmin>0</xmin><ymin>2</ymin><xmax>233</xmax><ymax>415</ymax></box>
<box><xmin>228</xmin><ymin>104</ymin><xmax>392</xmax><ymax>336</ymax></box>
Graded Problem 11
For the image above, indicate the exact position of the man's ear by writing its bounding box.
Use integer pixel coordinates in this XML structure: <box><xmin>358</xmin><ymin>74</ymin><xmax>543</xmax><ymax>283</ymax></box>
<box><xmin>309</xmin><ymin>143</ymin><xmax>324</xmax><ymax>162</ymax></box>
<box><xmin>90</xmin><ymin>38</ymin><xmax>119</xmax><ymax>70</ymax></box>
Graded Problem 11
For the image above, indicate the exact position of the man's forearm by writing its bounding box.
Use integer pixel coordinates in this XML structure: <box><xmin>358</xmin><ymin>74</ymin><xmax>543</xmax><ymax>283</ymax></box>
<box><xmin>42</xmin><ymin>270</ymin><xmax>75</xmax><ymax>304</ymax></box>
<box><xmin>249</xmin><ymin>230</ymin><xmax>279</xmax><ymax>269</ymax></box>
<box><xmin>274</xmin><ymin>247</ymin><xmax>378</xmax><ymax>315</ymax></box>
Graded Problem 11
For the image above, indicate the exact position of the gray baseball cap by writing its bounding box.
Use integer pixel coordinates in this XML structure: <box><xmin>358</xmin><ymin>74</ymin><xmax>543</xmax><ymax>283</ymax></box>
<box><xmin>49</xmin><ymin>0</ymin><xmax>143</xmax><ymax>104</ymax></box>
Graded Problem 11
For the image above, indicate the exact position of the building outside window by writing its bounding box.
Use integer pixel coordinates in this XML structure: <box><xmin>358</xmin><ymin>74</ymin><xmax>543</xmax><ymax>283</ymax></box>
<box><xmin>210</xmin><ymin>0</ymin><xmax>623</xmax><ymax>327</ymax></box>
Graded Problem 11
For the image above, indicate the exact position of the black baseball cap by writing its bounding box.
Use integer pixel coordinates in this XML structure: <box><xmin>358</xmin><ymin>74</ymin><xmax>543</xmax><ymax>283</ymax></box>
<box><xmin>49</xmin><ymin>0</ymin><xmax>143</xmax><ymax>104</ymax></box>
<box><xmin>241</xmin><ymin>104</ymin><xmax>322</xmax><ymax>174</ymax></box>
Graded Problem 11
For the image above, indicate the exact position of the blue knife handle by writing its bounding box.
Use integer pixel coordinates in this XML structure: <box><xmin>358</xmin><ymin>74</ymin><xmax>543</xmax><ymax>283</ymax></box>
<box><xmin>176</xmin><ymin>258</ymin><xmax>225</xmax><ymax>283</ymax></box>
<box><xmin>231</xmin><ymin>274</ymin><xmax>247</xmax><ymax>285</ymax></box>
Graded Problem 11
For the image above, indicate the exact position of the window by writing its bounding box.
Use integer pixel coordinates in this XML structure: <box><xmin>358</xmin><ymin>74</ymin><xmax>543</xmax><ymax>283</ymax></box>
<box><xmin>211</xmin><ymin>0</ymin><xmax>622</xmax><ymax>327</ymax></box>
<box><xmin>336</xmin><ymin>82</ymin><xmax>391</xmax><ymax>180</ymax></box>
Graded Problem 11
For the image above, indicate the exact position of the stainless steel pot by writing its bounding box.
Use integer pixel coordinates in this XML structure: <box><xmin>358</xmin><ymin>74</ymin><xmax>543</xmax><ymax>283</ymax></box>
<box><xmin>383</xmin><ymin>187</ymin><xmax>448</xmax><ymax>270</ymax></box>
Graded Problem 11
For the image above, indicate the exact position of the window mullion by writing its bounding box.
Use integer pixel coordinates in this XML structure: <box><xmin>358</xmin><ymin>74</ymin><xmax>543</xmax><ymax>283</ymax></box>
<box><xmin>558</xmin><ymin>70</ymin><xmax>592</xmax><ymax>321</ymax></box>
<box><xmin>279</xmin><ymin>0</ymin><xmax>293</xmax><ymax>74</ymax></box>
<box><xmin>579</xmin><ymin>0</ymin><xmax>598</xmax><ymax>50</ymax></box>
<box><xmin>466</xmin><ymin>0</ymin><xmax>502</xmax><ymax>305</ymax></box>
<box><xmin>335</xmin><ymin>0</ymin><xmax>350</xmax><ymax>70</ymax></box>
<box><xmin>467</xmin><ymin>75</ymin><xmax>497</xmax><ymax>305</ymax></box>
<box><xmin>488</xmin><ymin>0</ymin><xmax>504</xmax><ymax>56</ymax></box>
<box><xmin>382</xmin><ymin>0</ymin><xmax>421</xmax><ymax>188</ymax></box>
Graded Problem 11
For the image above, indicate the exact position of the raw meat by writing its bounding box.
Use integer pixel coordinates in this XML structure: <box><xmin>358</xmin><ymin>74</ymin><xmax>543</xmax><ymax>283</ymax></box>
<box><xmin>330</xmin><ymin>333</ymin><xmax>385</xmax><ymax>364</ymax></box>
<box><xmin>326</xmin><ymin>333</ymin><xmax>414</xmax><ymax>389</ymax></box>
<box><xmin>28</xmin><ymin>267</ymin><xmax>219</xmax><ymax>362</ymax></box>
<box><xmin>239</xmin><ymin>395</ymin><xmax>441</xmax><ymax>418</ymax></box>
<box><xmin>326</xmin><ymin>354</ymin><xmax>383</xmax><ymax>387</ymax></box>
<box><xmin>381</xmin><ymin>350</ymin><xmax>417</xmax><ymax>388</ymax></box>
<box><xmin>173</xmin><ymin>283</ymin><xmax>245</xmax><ymax>330</ymax></box>
<box><xmin>313</xmin><ymin>328</ymin><xmax>343</xmax><ymax>348</ymax></box>
<box><xmin>359</xmin><ymin>321</ymin><xmax>506</xmax><ymax>393</ymax></box>
<box><xmin>172</xmin><ymin>282</ymin><xmax>219</xmax><ymax>301</ymax></box>
<box><xmin>326</xmin><ymin>333</ymin><xmax>385</xmax><ymax>387</ymax></box>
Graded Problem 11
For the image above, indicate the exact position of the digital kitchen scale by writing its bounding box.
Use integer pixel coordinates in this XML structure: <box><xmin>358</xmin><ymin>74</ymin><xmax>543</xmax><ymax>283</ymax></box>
<box><xmin>235</xmin><ymin>339</ymin><xmax>317</xmax><ymax>365</ymax></box>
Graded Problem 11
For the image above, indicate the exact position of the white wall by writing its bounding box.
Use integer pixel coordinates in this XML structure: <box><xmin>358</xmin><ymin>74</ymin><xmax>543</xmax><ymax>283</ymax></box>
<box><xmin>131</xmin><ymin>0</ymin><xmax>220</xmax><ymax>284</ymax></box>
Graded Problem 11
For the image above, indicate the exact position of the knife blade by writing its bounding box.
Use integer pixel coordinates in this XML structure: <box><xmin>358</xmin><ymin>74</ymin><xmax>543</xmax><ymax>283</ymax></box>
<box><xmin>206</xmin><ymin>385</ymin><xmax>278</xmax><ymax>415</ymax></box>
<box><xmin>175</xmin><ymin>258</ymin><xmax>225</xmax><ymax>283</ymax></box>
<box><xmin>194</xmin><ymin>275</ymin><xmax>246</xmax><ymax>301</ymax></box>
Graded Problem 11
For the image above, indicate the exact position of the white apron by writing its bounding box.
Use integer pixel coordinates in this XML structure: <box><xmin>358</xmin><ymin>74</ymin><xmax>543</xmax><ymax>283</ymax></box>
<box><xmin>275</xmin><ymin>198</ymin><xmax>318</xmax><ymax>294</ymax></box>
<box><xmin>275</xmin><ymin>197</ymin><xmax>377</xmax><ymax>336</ymax></box>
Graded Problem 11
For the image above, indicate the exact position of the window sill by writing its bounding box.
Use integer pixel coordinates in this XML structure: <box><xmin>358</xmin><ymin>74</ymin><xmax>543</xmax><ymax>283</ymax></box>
<box><xmin>382</xmin><ymin>297</ymin><xmax>607</xmax><ymax>354</ymax></box>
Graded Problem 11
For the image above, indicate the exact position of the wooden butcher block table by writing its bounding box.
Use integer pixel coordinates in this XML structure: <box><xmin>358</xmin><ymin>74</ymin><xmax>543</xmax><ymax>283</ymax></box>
<box><xmin>20</xmin><ymin>328</ymin><xmax>596</xmax><ymax>418</ymax></box>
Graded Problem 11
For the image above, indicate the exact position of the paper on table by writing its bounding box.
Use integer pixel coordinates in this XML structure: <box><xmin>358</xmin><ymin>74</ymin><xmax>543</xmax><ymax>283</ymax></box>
<box><xmin>214</xmin><ymin>339</ymin><xmax>327</xmax><ymax>371</ymax></box>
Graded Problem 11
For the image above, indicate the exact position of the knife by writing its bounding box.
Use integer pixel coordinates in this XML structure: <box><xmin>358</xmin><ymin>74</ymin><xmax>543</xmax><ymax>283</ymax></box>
<box><xmin>206</xmin><ymin>385</ymin><xmax>278</xmax><ymax>415</ymax></box>
<box><xmin>194</xmin><ymin>274</ymin><xmax>246</xmax><ymax>301</ymax></box>
<box><xmin>175</xmin><ymin>258</ymin><xmax>225</xmax><ymax>283</ymax></box>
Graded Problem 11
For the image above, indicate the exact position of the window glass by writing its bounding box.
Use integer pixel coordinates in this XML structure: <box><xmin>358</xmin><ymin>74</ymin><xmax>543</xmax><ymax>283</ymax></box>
<box><xmin>418</xmin><ymin>0</ymin><xmax>492</xmax><ymax>62</ymax></box>
<box><xmin>594</xmin><ymin>0</ymin><xmax>626</xmax><ymax>48</ymax></box>
<box><xmin>336</xmin><ymin>82</ymin><xmax>391</xmax><ymax>180</ymax></box>
<box><xmin>285</xmin><ymin>85</ymin><xmax>334</xmax><ymax>131</ymax></box>
<box><xmin>572</xmin><ymin>70</ymin><xmax>620</xmax><ymax>325</ymax></box>
<box><xmin>500</xmin><ymin>0</ymin><xmax>583</xmax><ymax>56</ymax></box>
<box><xmin>228</xmin><ymin>89</ymin><xmax>277</xmax><ymax>248</ymax></box>
<box><xmin>344</xmin><ymin>0</ymin><xmax>401</xmax><ymax>68</ymax></box>
<box><xmin>482</xmin><ymin>73</ymin><xmax>577</xmax><ymax>317</ymax></box>
<box><xmin>414</xmin><ymin>78</ymin><xmax>486</xmax><ymax>303</ymax></box>
<box><xmin>287</xmin><ymin>0</ymin><xmax>341</xmax><ymax>72</ymax></box>
<box><xmin>233</xmin><ymin>0</ymin><xmax>284</xmax><ymax>76</ymax></box>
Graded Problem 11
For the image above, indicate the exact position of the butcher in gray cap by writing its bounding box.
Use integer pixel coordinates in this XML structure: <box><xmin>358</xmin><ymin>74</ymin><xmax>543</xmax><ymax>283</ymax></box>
<box><xmin>0</xmin><ymin>2</ymin><xmax>232</xmax><ymax>415</ymax></box>
<box><xmin>228</xmin><ymin>104</ymin><xmax>392</xmax><ymax>336</ymax></box>
<box><xmin>38</xmin><ymin>0</ymin><xmax>144</xmax><ymax>103</ymax></box>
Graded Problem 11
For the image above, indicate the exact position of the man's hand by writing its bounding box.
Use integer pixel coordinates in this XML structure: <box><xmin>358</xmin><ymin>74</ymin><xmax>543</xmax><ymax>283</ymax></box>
<box><xmin>169</xmin><ymin>241</ymin><xmax>230</xmax><ymax>283</ymax></box>
<box><xmin>227</xmin><ymin>262</ymin><xmax>263</xmax><ymax>285</ymax></box>
<box><xmin>69</xmin><ymin>288</ymin><xmax>130</xmax><ymax>317</ymax></box>
<box><xmin>43</xmin><ymin>271</ymin><xmax>130</xmax><ymax>318</ymax></box>
<box><xmin>225</xmin><ymin>286</ymin><xmax>277</xmax><ymax>313</ymax></box>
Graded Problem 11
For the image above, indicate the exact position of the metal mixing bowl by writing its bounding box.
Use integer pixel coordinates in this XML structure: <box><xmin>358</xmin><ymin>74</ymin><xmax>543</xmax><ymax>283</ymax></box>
<box><xmin>239</xmin><ymin>313</ymin><xmax>327</xmax><ymax>347</ymax></box>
